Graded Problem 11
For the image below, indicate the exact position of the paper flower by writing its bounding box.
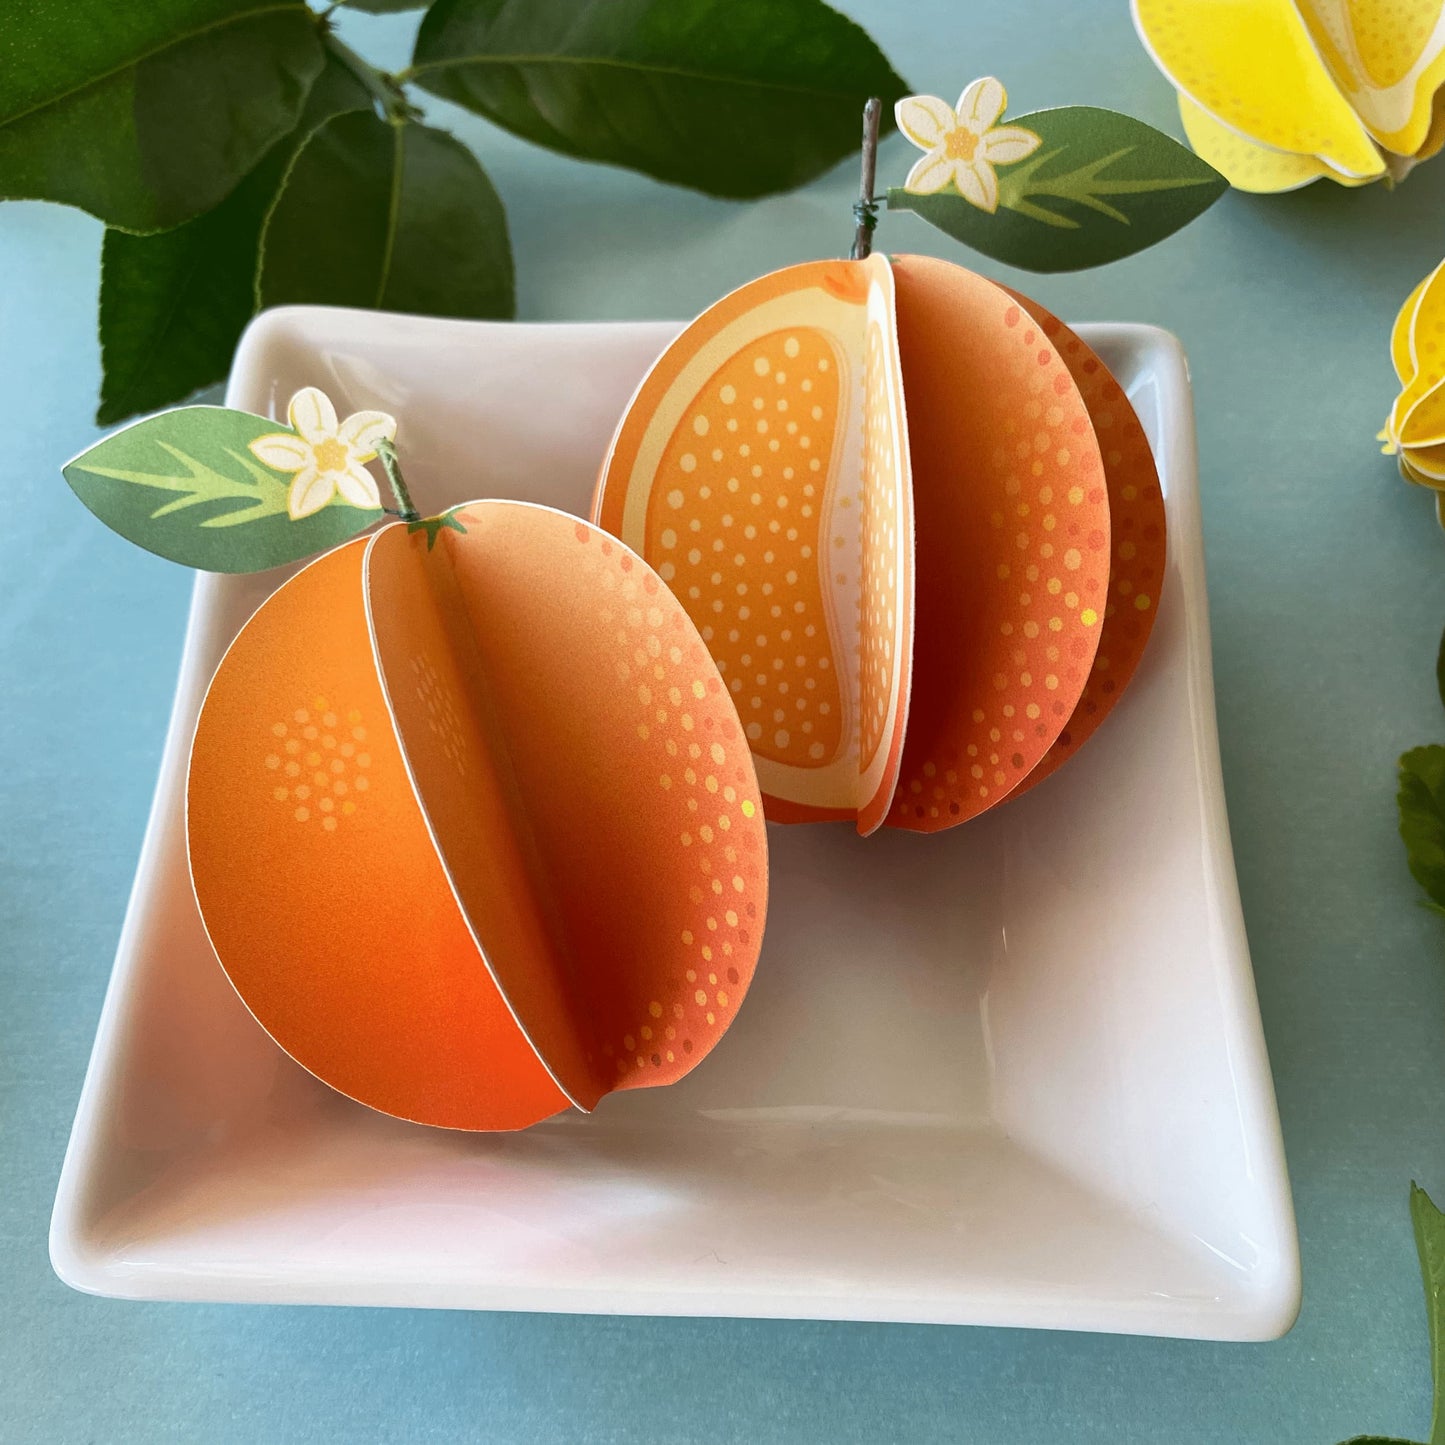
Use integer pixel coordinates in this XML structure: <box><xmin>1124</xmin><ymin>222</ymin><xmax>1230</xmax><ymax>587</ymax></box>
<box><xmin>895</xmin><ymin>78</ymin><xmax>1042</xmax><ymax>212</ymax></box>
<box><xmin>249</xmin><ymin>387</ymin><xmax>397</xmax><ymax>520</ymax></box>
<box><xmin>1381</xmin><ymin>260</ymin><xmax>1445</xmax><ymax>525</ymax></box>
<box><xmin>1133</xmin><ymin>0</ymin><xmax>1445</xmax><ymax>192</ymax></box>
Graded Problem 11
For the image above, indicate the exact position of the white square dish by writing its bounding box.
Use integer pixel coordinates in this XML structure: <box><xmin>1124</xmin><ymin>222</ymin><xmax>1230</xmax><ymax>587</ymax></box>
<box><xmin>50</xmin><ymin>306</ymin><xmax>1300</xmax><ymax>1340</ymax></box>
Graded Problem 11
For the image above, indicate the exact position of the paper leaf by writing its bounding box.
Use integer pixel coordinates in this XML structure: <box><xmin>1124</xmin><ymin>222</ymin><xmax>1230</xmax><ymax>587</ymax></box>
<box><xmin>257</xmin><ymin>111</ymin><xmax>514</xmax><ymax>319</ymax></box>
<box><xmin>96</xmin><ymin>52</ymin><xmax>373</xmax><ymax>427</ymax></box>
<box><xmin>1399</xmin><ymin>746</ymin><xmax>1445</xmax><ymax>913</ymax></box>
<box><xmin>0</xmin><ymin>0</ymin><xmax>323</xmax><ymax>232</ymax></box>
<box><xmin>63</xmin><ymin>406</ymin><xmax>382</xmax><ymax>572</ymax></box>
<box><xmin>888</xmin><ymin>106</ymin><xmax>1227</xmax><ymax>272</ymax></box>
<box><xmin>187</xmin><ymin>507</ymin><xmax>769</xmax><ymax>1129</ymax></box>
<box><xmin>409</xmin><ymin>0</ymin><xmax>909</xmax><ymax>199</ymax></box>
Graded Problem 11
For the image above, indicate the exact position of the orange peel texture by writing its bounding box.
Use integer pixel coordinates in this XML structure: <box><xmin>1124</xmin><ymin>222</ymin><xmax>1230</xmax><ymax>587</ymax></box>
<box><xmin>596</xmin><ymin>254</ymin><xmax>1164</xmax><ymax>833</ymax></box>
<box><xmin>188</xmin><ymin>504</ymin><xmax>768</xmax><ymax>1130</ymax></box>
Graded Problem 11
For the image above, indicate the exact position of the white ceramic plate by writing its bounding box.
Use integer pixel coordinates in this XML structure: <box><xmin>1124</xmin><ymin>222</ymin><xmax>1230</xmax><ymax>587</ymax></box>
<box><xmin>50</xmin><ymin>307</ymin><xmax>1299</xmax><ymax>1340</ymax></box>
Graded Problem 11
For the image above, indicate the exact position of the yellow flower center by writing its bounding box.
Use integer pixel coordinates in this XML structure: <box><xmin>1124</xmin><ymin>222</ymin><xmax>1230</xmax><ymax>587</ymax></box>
<box><xmin>945</xmin><ymin>126</ymin><xmax>980</xmax><ymax>161</ymax></box>
<box><xmin>313</xmin><ymin>437</ymin><xmax>349</xmax><ymax>473</ymax></box>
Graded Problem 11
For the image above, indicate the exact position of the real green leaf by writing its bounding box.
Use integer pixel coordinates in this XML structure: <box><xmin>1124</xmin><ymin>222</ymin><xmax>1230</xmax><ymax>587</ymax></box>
<box><xmin>887</xmin><ymin>105</ymin><xmax>1227</xmax><ymax>272</ymax></box>
<box><xmin>342</xmin><ymin>0</ymin><xmax>428</xmax><ymax>11</ymax></box>
<box><xmin>257</xmin><ymin>110</ymin><xmax>514</xmax><ymax>319</ymax></box>
<box><xmin>408</xmin><ymin>0</ymin><xmax>908</xmax><ymax>199</ymax></box>
<box><xmin>0</xmin><ymin>0</ymin><xmax>324</xmax><ymax>232</ymax></box>
<box><xmin>96</xmin><ymin>51</ymin><xmax>375</xmax><ymax>426</ymax></box>
<box><xmin>1399</xmin><ymin>746</ymin><xmax>1445</xmax><ymax>912</ymax></box>
<box><xmin>1434</xmin><ymin>621</ymin><xmax>1445</xmax><ymax>714</ymax></box>
<box><xmin>63</xmin><ymin>406</ymin><xmax>381</xmax><ymax>572</ymax></box>
<box><xmin>1413</xmin><ymin>1183</ymin><xmax>1445</xmax><ymax>1445</ymax></box>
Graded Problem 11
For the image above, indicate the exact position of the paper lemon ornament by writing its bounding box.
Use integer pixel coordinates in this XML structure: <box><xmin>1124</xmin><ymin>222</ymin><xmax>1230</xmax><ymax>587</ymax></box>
<box><xmin>1133</xmin><ymin>0</ymin><xmax>1445</xmax><ymax>191</ymax></box>
<box><xmin>594</xmin><ymin>254</ymin><xmax>1166</xmax><ymax>833</ymax></box>
<box><xmin>1382</xmin><ymin>259</ymin><xmax>1445</xmax><ymax>523</ymax></box>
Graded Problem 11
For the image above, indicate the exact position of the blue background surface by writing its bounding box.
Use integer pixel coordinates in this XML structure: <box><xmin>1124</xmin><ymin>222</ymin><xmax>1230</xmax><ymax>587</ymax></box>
<box><xmin>5</xmin><ymin>4</ymin><xmax>1445</xmax><ymax>1440</ymax></box>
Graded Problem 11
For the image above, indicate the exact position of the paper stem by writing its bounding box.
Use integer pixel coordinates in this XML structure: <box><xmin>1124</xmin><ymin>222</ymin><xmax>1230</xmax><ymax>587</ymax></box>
<box><xmin>375</xmin><ymin>438</ymin><xmax>419</xmax><ymax>522</ymax></box>
<box><xmin>850</xmin><ymin>98</ymin><xmax>882</xmax><ymax>260</ymax></box>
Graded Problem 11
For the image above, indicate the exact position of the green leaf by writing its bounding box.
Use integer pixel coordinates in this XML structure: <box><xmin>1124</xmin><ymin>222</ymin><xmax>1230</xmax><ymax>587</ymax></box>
<box><xmin>0</xmin><ymin>0</ymin><xmax>324</xmax><ymax>232</ymax></box>
<box><xmin>342</xmin><ymin>0</ymin><xmax>427</xmax><ymax>11</ymax></box>
<box><xmin>257</xmin><ymin>110</ymin><xmax>514</xmax><ymax>318</ymax></box>
<box><xmin>1434</xmin><ymin>621</ymin><xmax>1445</xmax><ymax>714</ymax></box>
<box><xmin>63</xmin><ymin>406</ymin><xmax>382</xmax><ymax>572</ymax></box>
<box><xmin>96</xmin><ymin>52</ymin><xmax>375</xmax><ymax>427</ymax></box>
<box><xmin>408</xmin><ymin>0</ymin><xmax>909</xmax><ymax>199</ymax></box>
<box><xmin>1399</xmin><ymin>746</ymin><xmax>1445</xmax><ymax>911</ymax></box>
<box><xmin>887</xmin><ymin>105</ymin><xmax>1227</xmax><ymax>272</ymax></box>
<box><xmin>1413</xmin><ymin>1184</ymin><xmax>1445</xmax><ymax>1445</ymax></box>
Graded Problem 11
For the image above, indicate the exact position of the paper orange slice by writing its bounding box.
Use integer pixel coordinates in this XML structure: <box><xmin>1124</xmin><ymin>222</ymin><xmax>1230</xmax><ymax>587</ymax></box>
<box><xmin>597</xmin><ymin>254</ymin><xmax>913</xmax><ymax>835</ymax></box>
<box><xmin>188</xmin><ymin>503</ymin><xmax>768</xmax><ymax>1130</ymax></box>
<box><xmin>596</xmin><ymin>253</ymin><xmax>1147</xmax><ymax>833</ymax></box>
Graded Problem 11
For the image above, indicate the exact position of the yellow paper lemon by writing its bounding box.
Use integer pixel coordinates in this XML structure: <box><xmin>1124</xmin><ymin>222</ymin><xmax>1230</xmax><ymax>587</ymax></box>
<box><xmin>1133</xmin><ymin>0</ymin><xmax>1445</xmax><ymax>192</ymax></box>
<box><xmin>1381</xmin><ymin>260</ymin><xmax>1445</xmax><ymax>525</ymax></box>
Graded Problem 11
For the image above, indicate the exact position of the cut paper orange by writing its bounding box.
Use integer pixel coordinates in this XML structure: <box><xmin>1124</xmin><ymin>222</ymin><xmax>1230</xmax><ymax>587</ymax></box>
<box><xmin>596</xmin><ymin>254</ymin><xmax>1159</xmax><ymax>833</ymax></box>
<box><xmin>596</xmin><ymin>254</ymin><xmax>914</xmax><ymax>835</ymax></box>
<box><xmin>189</xmin><ymin>502</ymin><xmax>768</xmax><ymax>1129</ymax></box>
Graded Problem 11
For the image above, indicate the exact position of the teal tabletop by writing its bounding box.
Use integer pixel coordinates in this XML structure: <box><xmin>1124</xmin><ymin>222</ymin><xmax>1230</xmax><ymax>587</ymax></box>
<box><xmin>5</xmin><ymin>4</ymin><xmax>1445</xmax><ymax>1441</ymax></box>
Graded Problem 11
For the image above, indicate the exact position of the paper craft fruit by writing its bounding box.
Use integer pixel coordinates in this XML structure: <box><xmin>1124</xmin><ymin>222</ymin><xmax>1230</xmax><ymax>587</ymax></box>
<box><xmin>594</xmin><ymin>252</ymin><xmax>1165</xmax><ymax>834</ymax></box>
<box><xmin>187</xmin><ymin>499</ymin><xmax>769</xmax><ymax>1130</ymax></box>
<box><xmin>63</xmin><ymin>388</ymin><xmax>768</xmax><ymax>1131</ymax></box>
<box><xmin>1381</xmin><ymin>257</ymin><xmax>1445</xmax><ymax>526</ymax></box>
<box><xmin>1133</xmin><ymin>0</ymin><xmax>1445</xmax><ymax>192</ymax></box>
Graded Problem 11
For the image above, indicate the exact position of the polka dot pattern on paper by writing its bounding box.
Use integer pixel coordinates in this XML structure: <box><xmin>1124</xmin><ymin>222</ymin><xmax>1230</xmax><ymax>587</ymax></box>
<box><xmin>265</xmin><ymin>697</ymin><xmax>369</xmax><ymax>832</ymax></box>
<box><xmin>644</xmin><ymin>328</ymin><xmax>843</xmax><ymax>768</ymax></box>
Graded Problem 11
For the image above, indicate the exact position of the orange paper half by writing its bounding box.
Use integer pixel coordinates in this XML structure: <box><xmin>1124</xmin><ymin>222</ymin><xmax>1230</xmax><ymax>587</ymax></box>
<box><xmin>188</xmin><ymin>504</ymin><xmax>768</xmax><ymax>1130</ymax></box>
<box><xmin>596</xmin><ymin>254</ymin><xmax>914</xmax><ymax>835</ymax></box>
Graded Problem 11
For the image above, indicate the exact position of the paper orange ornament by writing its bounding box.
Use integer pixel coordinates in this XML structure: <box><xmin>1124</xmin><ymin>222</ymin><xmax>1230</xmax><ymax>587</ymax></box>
<box><xmin>188</xmin><ymin>501</ymin><xmax>769</xmax><ymax>1130</ymax></box>
<box><xmin>594</xmin><ymin>253</ymin><xmax>1165</xmax><ymax>834</ymax></box>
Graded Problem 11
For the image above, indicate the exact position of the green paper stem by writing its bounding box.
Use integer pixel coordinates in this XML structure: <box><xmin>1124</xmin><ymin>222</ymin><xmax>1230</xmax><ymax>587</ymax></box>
<box><xmin>375</xmin><ymin>437</ymin><xmax>418</xmax><ymax>522</ymax></box>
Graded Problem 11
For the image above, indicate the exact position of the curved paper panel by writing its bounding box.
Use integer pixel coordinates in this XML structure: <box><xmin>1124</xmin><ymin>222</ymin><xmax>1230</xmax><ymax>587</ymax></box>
<box><xmin>367</xmin><ymin>504</ymin><xmax>769</xmax><ymax>1101</ymax></box>
<box><xmin>886</xmin><ymin>254</ymin><xmax>1108</xmax><ymax>830</ymax></box>
<box><xmin>187</xmin><ymin>537</ymin><xmax>568</xmax><ymax>1130</ymax></box>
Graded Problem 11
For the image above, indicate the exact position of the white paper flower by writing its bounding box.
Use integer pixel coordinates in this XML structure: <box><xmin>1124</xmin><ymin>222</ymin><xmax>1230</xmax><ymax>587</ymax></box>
<box><xmin>249</xmin><ymin>387</ymin><xmax>397</xmax><ymax>521</ymax></box>
<box><xmin>896</xmin><ymin>78</ymin><xmax>1042</xmax><ymax>213</ymax></box>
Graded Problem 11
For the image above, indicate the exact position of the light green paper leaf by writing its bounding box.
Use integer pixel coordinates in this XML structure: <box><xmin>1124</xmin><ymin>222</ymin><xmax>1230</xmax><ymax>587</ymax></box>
<box><xmin>1399</xmin><ymin>746</ymin><xmax>1445</xmax><ymax>912</ymax></box>
<box><xmin>257</xmin><ymin>111</ymin><xmax>514</xmax><ymax>318</ymax></box>
<box><xmin>1413</xmin><ymin>1184</ymin><xmax>1445</xmax><ymax>1445</ymax></box>
<box><xmin>887</xmin><ymin>105</ymin><xmax>1227</xmax><ymax>272</ymax></box>
<box><xmin>96</xmin><ymin>52</ymin><xmax>375</xmax><ymax>426</ymax></box>
<box><xmin>63</xmin><ymin>407</ymin><xmax>382</xmax><ymax>572</ymax></box>
<box><xmin>408</xmin><ymin>0</ymin><xmax>909</xmax><ymax>199</ymax></box>
<box><xmin>0</xmin><ymin>0</ymin><xmax>324</xmax><ymax>233</ymax></box>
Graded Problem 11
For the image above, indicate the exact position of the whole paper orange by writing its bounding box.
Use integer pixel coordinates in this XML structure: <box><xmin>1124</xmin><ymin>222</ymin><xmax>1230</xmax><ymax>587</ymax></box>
<box><xmin>189</xmin><ymin>502</ymin><xmax>769</xmax><ymax>1130</ymax></box>
<box><xmin>595</xmin><ymin>253</ymin><xmax>1160</xmax><ymax>833</ymax></box>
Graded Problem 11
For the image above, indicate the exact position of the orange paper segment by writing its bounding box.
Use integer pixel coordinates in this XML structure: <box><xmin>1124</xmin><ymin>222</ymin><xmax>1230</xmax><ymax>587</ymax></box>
<box><xmin>596</xmin><ymin>255</ymin><xmax>913</xmax><ymax>835</ymax></box>
<box><xmin>1004</xmin><ymin>295</ymin><xmax>1167</xmax><ymax>794</ymax></box>
<box><xmin>188</xmin><ymin>538</ymin><xmax>569</xmax><ymax>1130</ymax></box>
<box><xmin>885</xmin><ymin>255</ymin><xmax>1109</xmax><ymax>830</ymax></box>
<box><xmin>367</xmin><ymin>503</ymin><xmax>769</xmax><ymax>1099</ymax></box>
